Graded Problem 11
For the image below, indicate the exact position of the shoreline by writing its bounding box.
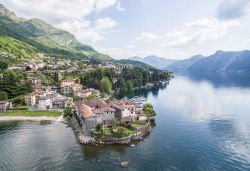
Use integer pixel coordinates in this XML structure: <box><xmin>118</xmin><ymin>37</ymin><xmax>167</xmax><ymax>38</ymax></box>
<box><xmin>68</xmin><ymin>115</ymin><xmax>152</xmax><ymax>145</ymax></box>
<box><xmin>0</xmin><ymin>115</ymin><xmax>64</xmax><ymax>122</ymax></box>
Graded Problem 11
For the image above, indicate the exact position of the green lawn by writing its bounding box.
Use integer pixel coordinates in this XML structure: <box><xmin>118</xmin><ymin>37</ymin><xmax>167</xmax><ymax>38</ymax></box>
<box><xmin>131</xmin><ymin>123</ymin><xmax>143</xmax><ymax>128</ymax></box>
<box><xmin>115</xmin><ymin>126</ymin><xmax>135</xmax><ymax>137</ymax></box>
<box><xmin>92</xmin><ymin>126</ymin><xmax>135</xmax><ymax>138</ymax></box>
<box><xmin>92</xmin><ymin>128</ymin><xmax>112</xmax><ymax>137</ymax></box>
<box><xmin>0</xmin><ymin>110</ymin><xmax>62</xmax><ymax>117</ymax></box>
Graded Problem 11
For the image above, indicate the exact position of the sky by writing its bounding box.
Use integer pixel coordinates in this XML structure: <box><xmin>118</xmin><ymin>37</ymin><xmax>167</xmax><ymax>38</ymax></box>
<box><xmin>0</xmin><ymin>0</ymin><xmax>250</xmax><ymax>59</ymax></box>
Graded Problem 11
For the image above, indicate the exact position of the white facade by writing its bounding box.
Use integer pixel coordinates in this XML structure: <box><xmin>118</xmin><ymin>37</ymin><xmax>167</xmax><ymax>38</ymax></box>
<box><xmin>38</xmin><ymin>97</ymin><xmax>52</xmax><ymax>110</ymax></box>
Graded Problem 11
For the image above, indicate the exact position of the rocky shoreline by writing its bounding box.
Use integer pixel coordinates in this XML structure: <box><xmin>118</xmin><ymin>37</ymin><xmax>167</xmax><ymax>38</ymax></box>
<box><xmin>68</xmin><ymin>115</ymin><xmax>152</xmax><ymax>145</ymax></box>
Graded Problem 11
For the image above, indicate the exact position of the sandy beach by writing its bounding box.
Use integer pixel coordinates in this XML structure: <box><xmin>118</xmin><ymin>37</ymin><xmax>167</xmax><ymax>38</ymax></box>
<box><xmin>0</xmin><ymin>115</ymin><xmax>64</xmax><ymax>122</ymax></box>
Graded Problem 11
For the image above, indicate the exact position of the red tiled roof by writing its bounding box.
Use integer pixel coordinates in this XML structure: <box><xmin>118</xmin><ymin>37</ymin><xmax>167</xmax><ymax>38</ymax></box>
<box><xmin>85</xmin><ymin>99</ymin><xmax>107</xmax><ymax>108</ymax></box>
<box><xmin>93</xmin><ymin>106</ymin><xmax>115</xmax><ymax>114</ymax></box>
<box><xmin>111</xmin><ymin>99</ymin><xmax>137</xmax><ymax>109</ymax></box>
<box><xmin>76</xmin><ymin>103</ymin><xmax>95</xmax><ymax>118</ymax></box>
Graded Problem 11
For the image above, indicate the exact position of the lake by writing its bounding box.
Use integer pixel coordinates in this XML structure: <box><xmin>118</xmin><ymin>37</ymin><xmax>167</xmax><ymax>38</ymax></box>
<box><xmin>0</xmin><ymin>74</ymin><xmax>250</xmax><ymax>171</ymax></box>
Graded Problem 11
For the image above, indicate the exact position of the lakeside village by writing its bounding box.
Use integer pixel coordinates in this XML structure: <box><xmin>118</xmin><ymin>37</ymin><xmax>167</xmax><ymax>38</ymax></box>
<box><xmin>0</xmin><ymin>58</ymin><xmax>172</xmax><ymax>144</ymax></box>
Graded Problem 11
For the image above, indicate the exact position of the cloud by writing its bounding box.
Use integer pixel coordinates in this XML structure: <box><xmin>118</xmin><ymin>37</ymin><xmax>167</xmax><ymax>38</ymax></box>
<box><xmin>97</xmin><ymin>46</ymin><xmax>168</xmax><ymax>59</ymax></box>
<box><xmin>165</xmin><ymin>18</ymin><xmax>240</xmax><ymax>48</ymax></box>
<box><xmin>95</xmin><ymin>0</ymin><xmax>116</xmax><ymax>12</ymax></box>
<box><xmin>0</xmin><ymin>0</ymin><xmax>120</xmax><ymax>44</ymax></box>
<box><xmin>137</xmin><ymin>32</ymin><xmax>158</xmax><ymax>42</ymax></box>
<box><xmin>59</xmin><ymin>17</ymin><xmax>118</xmax><ymax>43</ymax></box>
<box><xmin>217</xmin><ymin>0</ymin><xmax>250</xmax><ymax>20</ymax></box>
<box><xmin>95</xmin><ymin>17</ymin><xmax>118</xmax><ymax>30</ymax></box>
<box><xmin>125</xmin><ymin>44</ymin><xmax>136</xmax><ymax>49</ymax></box>
<box><xmin>97</xmin><ymin>47</ymin><xmax>136</xmax><ymax>59</ymax></box>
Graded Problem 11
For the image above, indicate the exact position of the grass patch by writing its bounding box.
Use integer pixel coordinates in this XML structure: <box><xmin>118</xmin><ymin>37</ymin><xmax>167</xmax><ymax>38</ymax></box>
<box><xmin>0</xmin><ymin>110</ymin><xmax>62</xmax><ymax>117</ymax></box>
<box><xmin>13</xmin><ymin>106</ymin><xmax>28</xmax><ymax>110</ymax></box>
<box><xmin>130</xmin><ymin>123</ymin><xmax>143</xmax><ymax>128</ymax></box>
<box><xmin>92</xmin><ymin>126</ymin><xmax>135</xmax><ymax>138</ymax></box>
<box><xmin>114</xmin><ymin>126</ymin><xmax>135</xmax><ymax>137</ymax></box>
<box><xmin>91</xmin><ymin>128</ymin><xmax>112</xmax><ymax>137</ymax></box>
<box><xmin>130</xmin><ymin>120</ymin><xmax>148</xmax><ymax>128</ymax></box>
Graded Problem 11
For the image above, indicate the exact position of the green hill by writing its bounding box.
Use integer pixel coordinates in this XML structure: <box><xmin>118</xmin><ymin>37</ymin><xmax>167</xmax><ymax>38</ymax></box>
<box><xmin>0</xmin><ymin>4</ymin><xmax>113</xmax><ymax>65</ymax></box>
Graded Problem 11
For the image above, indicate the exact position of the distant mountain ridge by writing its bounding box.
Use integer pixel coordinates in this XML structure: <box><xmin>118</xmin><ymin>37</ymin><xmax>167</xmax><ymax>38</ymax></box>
<box><xmin>188</xmin><ymin>50</ymin><xmax>250</xmax><ymax>73</ymax></box>
<box><xmin>130</xmin><ymin>50</ymin><xmax>250</xmax><ymax>73</ymax></box>
<box><xmin>166</xmin><ymin>55</ymin><xmax>203</xmax><ymax>72</ymax></box>
<box><xmin>130</xmin><ymin>55</ymin><xmax>176</xmax><ymax>69</ymax></box>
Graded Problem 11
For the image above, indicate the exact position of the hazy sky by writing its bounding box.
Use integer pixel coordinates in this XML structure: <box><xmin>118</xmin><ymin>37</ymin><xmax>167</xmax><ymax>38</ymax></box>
<box><xmin>1</xmin><ymin>0</ymin><xmax>250</xmax><ymax>59</ymax></box>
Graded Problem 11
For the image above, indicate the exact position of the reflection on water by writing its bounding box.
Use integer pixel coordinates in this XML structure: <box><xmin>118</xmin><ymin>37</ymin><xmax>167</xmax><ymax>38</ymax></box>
<box><xmin>186</xmin><ymin>72</ymin><xmax>250</xmax><ymax>88</ymax></box>
<box><xmin>0</xmin><ymin>74</ymin><xmax>250</xmax><ymax>170</ymax></box>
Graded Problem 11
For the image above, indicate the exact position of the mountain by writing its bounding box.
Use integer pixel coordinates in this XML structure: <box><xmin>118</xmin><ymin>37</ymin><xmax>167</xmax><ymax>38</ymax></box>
<box><xmin>0</xmin><ymin>4</ymin><xmax>112</xmax><ymax>65</ymax></box>
<box><xmin>130</xmin><ymin>55</ymin><xmax>176</xmax><ymax>69</ymax></box>
<box><xmin>166</xmin><ymin>55</ymin><xmax>203</xmax><ymax>72</ymax></box>
<box><xmin>130</xmin><ymin>50</ymin><xmax>250</xmax><ymax>73</ymax></box>
<box><xmin>117</xmin><ymin>59</ymin><xmax>153</xmax><ymax>68</ymax></box>
<box><xmin>187</xmin><ymin>50</ymin><xmax>250</xmax><ymax>73</ymax></box>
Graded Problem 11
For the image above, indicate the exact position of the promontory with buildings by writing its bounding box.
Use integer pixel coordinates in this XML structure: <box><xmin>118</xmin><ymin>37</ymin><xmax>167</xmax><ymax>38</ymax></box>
<box><xmin>0</xmin><ymin>58</ymin><xmax>172</xmax><ymax>144</ymax></box>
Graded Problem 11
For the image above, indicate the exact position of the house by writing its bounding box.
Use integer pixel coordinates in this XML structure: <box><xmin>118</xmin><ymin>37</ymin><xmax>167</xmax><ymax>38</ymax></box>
<box><xmin>76</xmin><ymin>100</ymin><xmax>116</xmax><ymax>134</ymax></box>
<box><xmin>74</xmin><ymin>89</ymin><xmax>92</xmax><ymax>99</ymax></box>
<box><xmin>0</xmin><ymin>101</ymin><xmax>12</xmax><ymax>112</ymax></box>
<box><xmin>33</xmin><ymin>85</ymin><xmax>50</xmax><ymax>93</ymax></box>
<box><xmin>85</xmin><ymin>99</ymin><xmax>107</xmax><ymax>109</ymax></box>
<box><xmin>72</xmin><ymin>84</ymin><xmax>82</xmax><ymax>92</ymax></box>
<box><xmin>38</xmin><ymin>96</ymin><xmax>52</xmax><ymax>110</ymax></box>
<box><xmin>60</xmin><ymin>80</ymin><xmax>75</xmax><ymax>87</ymax></box>
<box><xmin>60</xmin><ymin>80</ymin><xmax>76</xmax><ymax>94</ymax></box>
<box><xmin>76</xmin><ymin>103</ymin><xmax>97</xmax><ymax>134</ymax></box>
<box><xmin>36</xmin><ymin>61</ymin><xmax>46</xmax><ymax>69</ymax></box>
<box><xmin>60</xmin><ymin>85</ymin><xmax>72</xmax><ymax>95</ymax></box>
<box><xmin>111</xmin><ymin>99</ymin><xmax>138</xmax><ymax>122</ymax></box>
<box><xmin>53</xmin><ymin>95</ymin><xmax>73</xmax><ymax>109</ymax></box>
<box><xmin>36</xmin><ymin>92</ymin><xmax>73</xmax><ymax>110</ymax></box>
<box><xmin>25</xmin><ymin>93</ymin><xmax>37</xmax><ymax>106</ymax></box>
<box><xmin>93</xmin><ymin>106</ymin><xmax>116</xmax><ymax>125</ymax></box>
<box><xmin>28</xmin><ymin>77</ymin><xmax>41</xmax><ymax>85</ymax></box>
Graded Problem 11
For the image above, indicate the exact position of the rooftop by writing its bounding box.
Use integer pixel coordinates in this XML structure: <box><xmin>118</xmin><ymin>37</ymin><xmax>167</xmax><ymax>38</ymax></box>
<box><xmin>85</xmin><ymin>99</ymin><xmax>107</xmax><ymax>108</ymax></box>
<box><xmin>111</xmin><ymin>99</ymin><xmax>137</xmax><ymax>109</ymax></box>
<box><xmin>76</xmin><ymin>103</ymin><xmax>95</xmax><ymax>119</ymax></box>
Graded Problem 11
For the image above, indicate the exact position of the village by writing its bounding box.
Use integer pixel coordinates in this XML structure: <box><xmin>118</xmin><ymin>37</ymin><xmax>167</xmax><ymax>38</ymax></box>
<box><xmin>0</xmin><ymin>58</ymin><xmax>157</xmax><ymax>144</ymax></box>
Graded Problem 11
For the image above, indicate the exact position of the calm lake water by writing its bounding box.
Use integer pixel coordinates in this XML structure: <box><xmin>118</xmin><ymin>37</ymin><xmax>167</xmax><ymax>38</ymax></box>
<box><xmin>1</xmin><ymin>74</ymin><xmax>250</xmax><ymax>171</ymax></box>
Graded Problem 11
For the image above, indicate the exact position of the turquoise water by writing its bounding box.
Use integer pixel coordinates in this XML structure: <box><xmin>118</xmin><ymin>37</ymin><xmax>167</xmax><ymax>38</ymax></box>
<box><xmin>0</xmin><ymin>75</ymin><xmax>250</xmax><ymax>170</ymax></box>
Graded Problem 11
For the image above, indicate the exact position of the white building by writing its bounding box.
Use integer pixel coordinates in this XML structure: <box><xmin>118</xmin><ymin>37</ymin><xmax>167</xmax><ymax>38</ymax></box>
<box><xmin>38</xmin><ymin>96</ymin><xmax>52</xmax><ymax>110</ymax></box>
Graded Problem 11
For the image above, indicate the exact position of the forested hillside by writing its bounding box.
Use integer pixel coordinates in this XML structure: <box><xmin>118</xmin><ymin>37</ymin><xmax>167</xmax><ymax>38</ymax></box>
<box><xmin>0</xmin><ymin>4</ymin><xmax>112</xmax><ymax>66</ymax></box>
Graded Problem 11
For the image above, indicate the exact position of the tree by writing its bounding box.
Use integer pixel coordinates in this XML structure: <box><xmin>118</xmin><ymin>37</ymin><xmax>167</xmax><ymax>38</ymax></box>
<box><xmin>143</xmin><ymin>103</ymin><xmax>156</xmax><ymax>117</ymax></box>
<box><xmin>117</xmin><ymin>127</ymin><xmax>125</xmax><ymax>137</ymax></box>
<box><xmin>126</xmin><ymin>80</ymin><xmax>134</xmax><ymax>93</ymax></box>
<box><xmin>0</xmin><ymin>91</ymin><xmax>8</xmax><ymax>100</ymax></box>
<box><xmin>99</xmin><ymin>77</ymin><xmax>112</xmax><ymax>94</ymax></box>
<box><xmin>0</xmin><ymin>70</ymin><xmax>33</xmax><ymax>100</ymax></box>
<box><xmin>0</xmin><ymin>61</ymin><xmax>8</xmax><ymax>70</ymax></box>
<box><xmin>63</xmin><ymin>107</ymin><xmax>73</xmax><ymax>118</ymax></box>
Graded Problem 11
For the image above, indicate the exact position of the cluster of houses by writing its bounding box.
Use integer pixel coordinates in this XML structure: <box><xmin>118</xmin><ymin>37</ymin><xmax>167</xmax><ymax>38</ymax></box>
<box><xmin>60</xmin><ymin>79</ymin><xmax>101</xmax><ymax>99</ymax></box>
<box><xmin>24</xmin><ymin>78</ymin><xmax>102</xmax><ymax>111</ymax></box>
<box><xmin>75</xmin><ymin>99</ymin><xmax>147</xmax><ymax>134</ymax></box>
<box><xmin>1</xmin><ymin>59</ymin><xmax>131</xmax><ymax>115</ymax></box>
<box><xmin>25</xmin><ymin>87</ymin><xmax>73</xmax><ymax>110</ymax></box>
<box><xmin>9</xmin><ymin>60</ymin><xmax>46</xmax><ymax>71</ymax></box>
